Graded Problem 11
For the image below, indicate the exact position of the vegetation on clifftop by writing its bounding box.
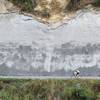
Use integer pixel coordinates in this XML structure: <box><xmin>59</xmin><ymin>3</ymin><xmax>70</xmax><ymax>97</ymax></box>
<box><xmin>7</xmin><ymin>0</ymin><xmax>100</xmax><ymax>22</ymax></box>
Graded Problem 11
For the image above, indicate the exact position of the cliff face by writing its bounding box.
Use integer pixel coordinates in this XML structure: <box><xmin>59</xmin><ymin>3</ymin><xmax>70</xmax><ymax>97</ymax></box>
<box><xmin>0</xmin><ymin>0</ymin><xmax>100</xmax><ymax>76</ymax></box>
<box><xmin>0</xmin><ymin>9</ymin><xmax>99</xmax><ymax>76</ymax></box>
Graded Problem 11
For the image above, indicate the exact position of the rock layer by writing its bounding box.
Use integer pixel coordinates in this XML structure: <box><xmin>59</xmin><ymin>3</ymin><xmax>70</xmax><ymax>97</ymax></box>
<box><xmin>0</xmin><ymin>9</ymin><xmax>99</xmax><ymax>76</ymax></box>
<box><xmin>0</xmin><ymin>0</ymin><xmax>100</xmax><ymax>76</ymax></box>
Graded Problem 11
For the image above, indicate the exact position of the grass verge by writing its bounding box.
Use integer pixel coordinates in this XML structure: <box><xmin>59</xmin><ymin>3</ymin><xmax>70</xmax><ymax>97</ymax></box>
<box><xmin>0</xmin><ymin>78</ymin><xmax>100</xmax><ymax>100</ymax></box>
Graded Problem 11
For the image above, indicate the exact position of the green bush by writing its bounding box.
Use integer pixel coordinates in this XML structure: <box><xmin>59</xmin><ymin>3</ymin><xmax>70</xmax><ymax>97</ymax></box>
<box><xmin>0</xmin><ymin>79</ymin><xmax>99</xmax><ymax>100</ymax></box>
<box><xmin>72</xmin><ymin>87</ymin><xmax>93</xmax><ymax>100</ymax></box>
<box><xmin>66</xmin><ymin>0</ymin><xmax>80</xmax><ymax>11</ymax></box>
<box><xmin>93</xmin><ymin>0</ymin><xmax>100</xmax><ymax>7</ymax></box>
<box><xmin>8</xmin><ymin>0</ymin><xmax>34</xmax><ymax>12</ymax></box>
<box><xmin>96</xmin><ymin>92</ymin><xmax>100</xmax><ymax>100</ymax></box>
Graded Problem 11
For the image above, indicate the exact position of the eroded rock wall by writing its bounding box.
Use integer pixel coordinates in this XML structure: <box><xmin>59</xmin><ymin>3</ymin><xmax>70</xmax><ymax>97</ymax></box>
<box><xmin>0</xmin><ymin>0</ymin><xmax>100</xmax><ymax>76</ymax></box>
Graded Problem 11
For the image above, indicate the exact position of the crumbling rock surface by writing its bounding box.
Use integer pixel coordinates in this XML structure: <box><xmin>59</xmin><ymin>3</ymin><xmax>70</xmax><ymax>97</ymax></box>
<box><xmin>0</xmin><ymin>0</ymin><xmax>100</xmax><ymax>76</ymax></box>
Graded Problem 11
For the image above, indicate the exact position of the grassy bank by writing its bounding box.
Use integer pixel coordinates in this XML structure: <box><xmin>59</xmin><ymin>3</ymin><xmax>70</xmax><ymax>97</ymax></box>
<box><xmin>0</xmin><ymin>78</ymin><xmax>100</xmax><ymax>100</ymax></box>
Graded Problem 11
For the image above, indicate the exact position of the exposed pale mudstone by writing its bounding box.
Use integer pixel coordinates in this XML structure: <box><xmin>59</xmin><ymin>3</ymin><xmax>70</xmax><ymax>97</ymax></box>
<box><xmin>0</xmin><ymin>0</ymin><xmax>100</xmax><ymax>76</ymax></box>
<box><xmin>0</xmin><ymin>9</ymin><xmax>99</xmax><ymax>76</ymax></box>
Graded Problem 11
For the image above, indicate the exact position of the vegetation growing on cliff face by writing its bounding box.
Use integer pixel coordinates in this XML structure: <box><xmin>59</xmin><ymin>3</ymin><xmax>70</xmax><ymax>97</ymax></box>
<box><xmin>8</xmin><ymin>0</ymin><xmax>100</xmax><ymax>22</ymax></box>
<box><xmin>93</xmin><ymin>0</ymin><xmax>100</xmax><ymax>7</ymax></box>
<box><xmin>8</xmin><ymin>0</ymin><xmax>66</xmax><ymax>18</ymax></box>
<box><xmin>8</xmin><ymin>0</ymin><xmax>34</xmax><ymax>12</ymax></box>
<box><xmin>66</xmin><ymin>0</ymin><xmax>80</xmax><ymax>11</ymax></box>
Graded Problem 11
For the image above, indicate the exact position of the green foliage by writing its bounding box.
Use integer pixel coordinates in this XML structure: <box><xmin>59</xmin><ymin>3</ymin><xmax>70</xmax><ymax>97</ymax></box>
<box><xmin>72</xmin><ymin>87</ymin><xmax>93</xmax><ymax>100</ymax></box>
<box><xmin>96</xmin><ymin>92</ymin><xmax>100</xmax><ymax>100</ymax></box>
<box><xmin>66</xmin><ymin>0</ymin><xmax>80</xmax><ymax>11</ymax></box>
<box><xmin>0</xmin><ymin>79</ymin><xmax>99</xmax><ymax>100</ymax></box>
<box><xmin>93</xmin><ymin>0</ymin><xmax>100</xmax><ymax>7</ymax></box>
<box><xmin>8</xmin><ymin>0</ymin><xmax>34</xmax><ymax>12</ymax></box>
